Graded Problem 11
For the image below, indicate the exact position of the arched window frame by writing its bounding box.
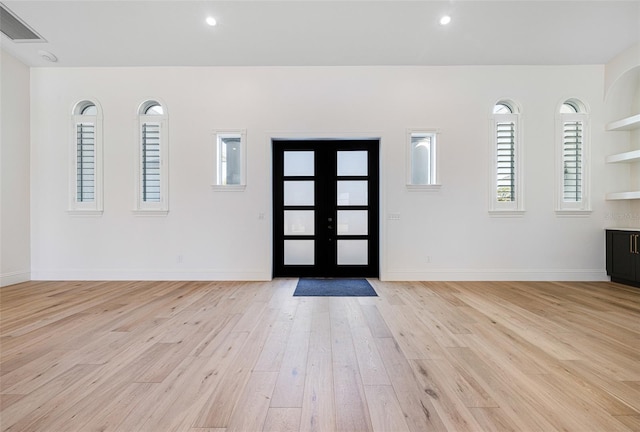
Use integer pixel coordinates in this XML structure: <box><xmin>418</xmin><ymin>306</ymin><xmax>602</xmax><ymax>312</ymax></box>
<box><xmin>69</xmin><ymin>99</ymin><xmax>103</xmax><ymax>215</ymax></box>
<box><xmin>555</xmin><ymin>98</ymin><xmax>591</xmax><ymax>215</ymax></box>
<box><xmin>489</xmin><ymin>99</ymin><xmax>524</xmax><ymax>215</ymax></box>
<box><xmin>135</xmin><ymin>99</ymin><xmax>169</xmax><ymax>214</ymax></box>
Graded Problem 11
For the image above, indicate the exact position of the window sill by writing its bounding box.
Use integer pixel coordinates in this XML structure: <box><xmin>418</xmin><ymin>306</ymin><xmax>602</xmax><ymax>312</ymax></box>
<box><xmin>406</xmin><ymin>184</ymin><xmax>442</xmax><ymax>192</ymax></box>
<box><xmin>488</xmin><ymin>210</ymin><xmax>526</xmax><ymax>218</ymax></box>
<box><xmin>67</xmin><ymin>209</ymin><xmax>103</xmax><ymax>216</ymax></box>
<box><xmin>555</xmin><ymin>209</ymin><xmax>592</xmax><ymax>217</ymax></box>
<box><xmin>132</xmin><ymin>210</ymin><xmax>169</xmax><ymax>217</ymax></box>
<box><xmin>211</xmin><ymin>185</ymin><xmax>247</xmax><ymax>192</ymax></box>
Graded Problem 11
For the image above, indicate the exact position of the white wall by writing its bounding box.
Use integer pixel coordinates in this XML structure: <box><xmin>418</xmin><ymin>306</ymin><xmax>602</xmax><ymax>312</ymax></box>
<box><xmin>30</xmin><ymin>65</ymin><xmax>611</xmax><ymax>281</ymax></box>
<box><xmin>1</xmin><ymin>49</ymin><xmax>31</xmax><ymax>286</ymax></box>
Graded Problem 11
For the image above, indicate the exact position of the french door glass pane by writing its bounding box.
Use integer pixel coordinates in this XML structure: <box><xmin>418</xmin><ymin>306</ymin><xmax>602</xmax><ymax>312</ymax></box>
<box><xmin>284</xmin><ymin>240</ymin><xmax>315</xmax><ymax>265</ymax></box>
<box><xmin>337</xmin><ymin>240</ymin><xmax>368</xmax><ymax>265</ymax></box>
<box><xmin>284</xmin><ymin>181</ymin><xmax>314</xmax><ymax>206</ymax></box>
<box><xmin>337</xmin><ymin>181</ymin><xmax>368</xmax><ymax>205</ymax></box>
<box><xmin>284</xmin><ymin>210</ymin><xmax>315</xmax><ymax>235</ymax></box>
<box><xmin>337</xmin><ymin>210</ymin><xmax>368</xmax><ymax>235</ymax></box>
<box><xmin>337</xmin><ymin>151</ymin><xmax>368</xmax><ymax>176</ymax></box>
<box><xmin>284</xmin><ymin>151</ymin><xmax>314</xmax><ymax>177</ymax></box>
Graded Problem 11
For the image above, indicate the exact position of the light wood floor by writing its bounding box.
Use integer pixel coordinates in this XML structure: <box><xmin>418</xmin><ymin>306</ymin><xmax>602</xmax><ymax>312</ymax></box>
<box><xmin>1</xmin><ymin>279</ymin><xmax>639</xmax><ymax>432</ymax></box>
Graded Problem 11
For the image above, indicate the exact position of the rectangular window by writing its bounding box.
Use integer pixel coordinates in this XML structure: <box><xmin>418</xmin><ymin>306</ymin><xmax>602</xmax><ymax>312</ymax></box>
<box><xmin>76</xmin><ymin>122</ymin><xmax>95</xmax><ymax>202</ymax></box>
<box><xmin>407</xmin><ymin>130</ymin><xmax>439</xmax><ymax>189</ymax></box>
<box><xmin>213</xmin><ymin>131</ymin><xmax>246</xmax><ymax>190</ymax></box>
<box><xmin>562</xmin><ymin>120</ymin><xmax>583</xmax><ymax>202</ymax></box>
<box><xmin>141</xmin><ymin>122</ymin><xmax>161</xmax><ymax>202</ymax></box>
<box><xmin>135</xmin><ymin>115</ymin><xmax>168</xmax><ymax>214</ymax></box>
<box><xmin>496</xmin><ymin>121</ymin><xmax>515</xmax><ymax>202</ymax></box>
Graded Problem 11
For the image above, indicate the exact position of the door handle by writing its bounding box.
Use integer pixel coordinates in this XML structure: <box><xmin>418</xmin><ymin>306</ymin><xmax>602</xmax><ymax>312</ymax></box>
<box><xmin>635</xmin><ymin>234</ymin><xmax>638</xmax><ymax>254</ymax></box>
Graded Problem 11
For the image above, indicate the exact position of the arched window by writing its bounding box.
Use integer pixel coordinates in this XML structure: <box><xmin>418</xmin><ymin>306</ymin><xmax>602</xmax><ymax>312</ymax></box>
<box><xmin>70</xmin><ymin>99</ymin><xmax>103</xmax><ymax>214</ymax></box>
<box><xmin>136</xmin><ymin>100</ymin><xmax>168</xmax><ymax>213</ymax></box>
<box><xmin>557</xmin><ymin>98</ymin><xmax>590</xmax><ymax>214</ymax></box>
<box><xmin>490</xmin><ymin>99</ymin><xmax>523</xmax><ymax>214</ymax></box>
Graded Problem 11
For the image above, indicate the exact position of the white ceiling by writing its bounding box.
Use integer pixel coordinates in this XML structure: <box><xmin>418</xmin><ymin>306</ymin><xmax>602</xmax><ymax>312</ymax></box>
<box><xmin>1</xmin><ymin>0</ymin><xmax>639</xmax><ymax>68</ymax></box>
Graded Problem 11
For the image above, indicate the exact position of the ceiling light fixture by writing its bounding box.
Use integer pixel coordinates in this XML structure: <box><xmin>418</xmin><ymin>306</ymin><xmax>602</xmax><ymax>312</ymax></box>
<box><xmin>206</xmin><ymin>16</ymin><xmax>217</xmax><ymax>26</ymax></box>
<box><xmin>38</xmin><ymin>50</ymin><xmax>58</xmax><ymax>62</ymax></box>
<box><xmin>440</xmin><ymin>15</ymin><xmax>452</xmax><ymax>26</ymax></box>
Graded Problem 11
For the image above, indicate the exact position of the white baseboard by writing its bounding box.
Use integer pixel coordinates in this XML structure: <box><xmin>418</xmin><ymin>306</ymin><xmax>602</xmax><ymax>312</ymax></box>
<box><xmin>28</xmin><ymin>268</ymin><xmax>610</xmax><ymax>283</ymax></box>
<box><xmin>380</xmin><ymin>268</ymin><xmax>609</xmax><ymax>282</ymax></box>
<box><xmin>31</xmin><ymin>268</ymin><xmax>272</xmax><ymax>281</ymax></box>
<box><xmin>0</xmin><ymin>270</ymin><xmax>31</xmax><ymax>287</ymax></box>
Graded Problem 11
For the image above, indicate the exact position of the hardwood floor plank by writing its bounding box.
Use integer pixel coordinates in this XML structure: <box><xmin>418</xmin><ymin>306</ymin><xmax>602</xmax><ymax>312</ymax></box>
<box><xmin>299</xmin><ymin>299</ymin><xmax>335</xmax><ymax>432</ymax></box>
<box><xmin>377</xmin><ymin>302</ymin><xmax>445</xmax><ymax>360</ymax></box>
<box><xmin>263</xmin><ymin>407</ymin><xmax>301</xmax><ymax>432</ymax></box>
<box><xmin>359</xmin><ymin>304</ymin><xmax>392</xmax><ymax>338</ymax></box>
<box><xmin>562</xmin><ymin>360</ymin><xmax>640</xmax><ymax>415</ymax></box>
<box><xmin>345</xmin><ymin>300</ymin><xmax>391</xmax><ymax>386</ymax></box>
<box><xmin>194</xmin><ymin>308</ymin><xmax>279</xmax><ymax>428</ymax></box>
<box><xmin>1</xmin><ymin>363</ymin><xmax>103</xmax><ymax>431</ymax></box>
<box><xmin>468</xmin><ymin>407</ymin><xmax>520</xmax><ymax>432</ymax></box>
<box><xmin>375</xmin><ymin>337</ymin><xmax>448</xmax><ymax>432</ymax></box>
<box><xmin>0</xmin><ymin>394</ymin><xmax>25</xmax><ymax>411</ymax></box>
<box><xmin>330</xmin><ymin>298</ymin><xmax>374</xmax><ymax>432</ymax></box>
<box><xmin>446</xmin><ymin>347</ymin><xmax>561</xmax><ymax>432</ymax></box>
<box><xmin>253</xmin><ymin>318</ymin><xmax>295</xmax><ymax>372</ymax></box>
<box><xmin>226</xmin><ymin>371</ymin><xmax>279</xmax><ymax>432</ymax></box>
<box><xmin>270</xmin><ymin>299</ymin><xmax>312</xmax><ymax>407</ymax></box>
<box><xmin>410</xmin><ymin>358</ymin><xmax>498</xmax><ymax>410</ymax></box>
<box><xmin>363</xmin><ymin>385</ymin><xmax>410</xmax><ymax>432</ymax></box>
<box><xmin>614</xmin><ymin>415</ymin><xmax>640</xmax><ymax>431</ymax></box>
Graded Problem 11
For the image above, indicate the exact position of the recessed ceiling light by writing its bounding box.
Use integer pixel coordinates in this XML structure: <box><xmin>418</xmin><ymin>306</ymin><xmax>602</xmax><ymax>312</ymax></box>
<box><xmin>440</xmin><ymin>15</ymin><xmax>451</xmax><ymax>26</ymax></box>
<box><xmin>206</xmin><ymin>16</ymin><xmax>217</xmax><ymax>26</ymax></box>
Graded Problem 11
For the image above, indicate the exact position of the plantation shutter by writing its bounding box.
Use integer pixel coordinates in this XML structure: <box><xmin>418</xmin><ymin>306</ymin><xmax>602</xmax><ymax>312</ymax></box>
<box><xmin>496</xmin><ymin>121</ymin><xmax>515</xmax><ymax>202</ymax></box>
<box><xmin>142</xmin><ymin>122</ymin><xmax>161</xmax><ymax>202</ymax></box>
<box><xmin>76</xmin><ymin>122</ymin><xmax>95</xmax><ymax>202</ymax></box>
<box><xmin>563</xmin><ymin>120</ymin><xmax>583</xmax><ymax>202</ymax></box>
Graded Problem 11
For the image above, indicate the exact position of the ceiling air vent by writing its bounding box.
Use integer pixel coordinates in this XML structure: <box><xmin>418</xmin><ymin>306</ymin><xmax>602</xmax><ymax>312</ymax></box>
<box><xmin>0</xmin><ymin>3</ymin><xmax>45</xmax><ymax>42</ymax></box>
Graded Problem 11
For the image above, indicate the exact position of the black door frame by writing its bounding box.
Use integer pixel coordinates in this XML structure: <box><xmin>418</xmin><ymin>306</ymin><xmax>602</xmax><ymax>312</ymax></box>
<box><xmin>272</xmin><ymin>138</ymin><xmax>380</xmax><ymax>278</ymax></box>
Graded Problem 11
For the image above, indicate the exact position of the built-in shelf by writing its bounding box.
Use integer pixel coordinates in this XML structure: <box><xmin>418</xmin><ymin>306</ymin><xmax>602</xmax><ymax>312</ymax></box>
<box><xmin>606</xmin><ymin>191</ymin><xmax>640</xmax><ymax>200</ymax></box>
<box><xmin>606</xmin><ymin>149</ymin><xmax>640</xmax><ymax>163</ymax></box>
<box><xmin>606</xmin><ymin>114</ymin><xmax>640</xmax><ymax>131</ymax></box>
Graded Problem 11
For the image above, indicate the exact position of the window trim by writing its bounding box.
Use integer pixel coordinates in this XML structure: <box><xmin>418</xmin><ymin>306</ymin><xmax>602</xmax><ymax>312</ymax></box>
<box><xmin>134</xmin><ymin>99</ymin><xmax>169</xmax><ymax>215</ymax></box>
<box><xmin>555</xmin><ymin>98</ymin><xmax>590</xmax><ymax>215</ymax></box>
<box><xmin>489</xmin><ymin>100</ymin><xmax>524</xmax><ymax>216</ymax></box>
<box><xmin>406</xmin><ymin>129</ymin><xmax>441</xmax><ymax>191</ymax></box>
<box><xmin>68</xmin><ymin>99</ymin><xmax>103</xmax><ymax>215</ymax></box>
<box><xmin>212</xmin><ymin>129</ymin><xmax>247</xmax><ymax>191</ymax></box>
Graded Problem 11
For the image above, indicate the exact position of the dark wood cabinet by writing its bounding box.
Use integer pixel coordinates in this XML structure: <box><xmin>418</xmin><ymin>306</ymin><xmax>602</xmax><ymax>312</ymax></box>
<box><xmin>606</xmin><ymin>229</ymin><xmax>640</xmax><ymax>287</ymax></box>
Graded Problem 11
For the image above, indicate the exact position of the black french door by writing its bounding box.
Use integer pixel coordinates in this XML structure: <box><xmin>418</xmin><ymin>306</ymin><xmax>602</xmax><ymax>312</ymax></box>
<box><xmin>273</xmin><ymin>139</ymin><xmax>379</xmax><ymax>278</ymax></box>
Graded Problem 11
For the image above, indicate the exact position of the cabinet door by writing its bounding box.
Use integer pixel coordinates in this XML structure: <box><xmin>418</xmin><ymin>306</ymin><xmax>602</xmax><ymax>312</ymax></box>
<box><xmin>607</xmin><ymin>231</ymin><xmax>637</xmax><ymax>281</ymax></box>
